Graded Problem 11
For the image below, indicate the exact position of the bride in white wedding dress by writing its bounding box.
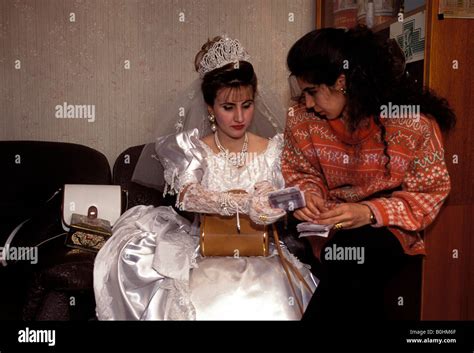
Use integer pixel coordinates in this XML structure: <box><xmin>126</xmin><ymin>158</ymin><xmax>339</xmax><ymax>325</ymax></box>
<box><xmin>93</xmin><ymin>36</ymin><xmax>317</xmax><ymax>320</ymax></box>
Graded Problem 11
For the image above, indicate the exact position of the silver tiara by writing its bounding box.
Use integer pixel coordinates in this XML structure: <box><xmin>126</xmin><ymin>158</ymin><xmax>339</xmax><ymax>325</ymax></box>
<box><xmin>198</xmin><ymin>36</ymin><xmax>251</xmax><ymax>78</ymax></box>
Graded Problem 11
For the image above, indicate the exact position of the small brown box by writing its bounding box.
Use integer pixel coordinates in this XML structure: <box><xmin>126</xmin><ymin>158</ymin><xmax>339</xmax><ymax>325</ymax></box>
<box><xmin>65</xmin><ymin>206</ymin><xmax>112</xmax><ymax>253</ymax></box>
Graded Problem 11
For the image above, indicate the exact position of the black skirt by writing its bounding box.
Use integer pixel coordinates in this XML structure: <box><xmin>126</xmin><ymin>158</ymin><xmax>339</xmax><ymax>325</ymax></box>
<box><xmin>302</xmin><ymin>224</ymin><xmax>413</xmax><ymax>321</ymax></box>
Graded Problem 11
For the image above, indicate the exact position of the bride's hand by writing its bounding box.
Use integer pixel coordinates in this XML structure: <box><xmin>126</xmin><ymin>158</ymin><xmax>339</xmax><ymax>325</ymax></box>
<box><xmin>253</xmin><ymin>180</ymin><xmax>275</xmax><ymax>196</ymax></box>
<box><xmin>293</xmin><ymin>191</ymin><xmax>328</xmax><ymax>223</ymax></box>
<box><xmin>249</xmin><ymin>181</ymin><xmax>286</xmax><ymax>225</ymax></box>
<box><xmin>249</xmin><ymin>196</ymin><xmax>285</xmax><ymax>225</ymax></box>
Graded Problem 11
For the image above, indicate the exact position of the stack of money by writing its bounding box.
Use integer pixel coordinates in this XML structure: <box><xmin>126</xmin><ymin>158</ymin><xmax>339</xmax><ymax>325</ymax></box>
<box><xmin>296</xmin><ymin>222</ymin><xmax>333</xmax><ymax>238</ymax></box>
<box><xmin>268</xmin><ymin>187</ymin><xmax>305</xmax><ymax>211</ymax></box>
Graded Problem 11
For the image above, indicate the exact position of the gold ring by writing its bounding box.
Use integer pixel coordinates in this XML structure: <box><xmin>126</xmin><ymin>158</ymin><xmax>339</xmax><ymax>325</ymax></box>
<box><xmin>334</xmin><ymin>222</ymin><xmax>344</xmax><ymax>230</ymax></box>
<box><xmin>259</xmin><ymin>215</ymin><xmax>268</xmax><ymax>222</ymax></box>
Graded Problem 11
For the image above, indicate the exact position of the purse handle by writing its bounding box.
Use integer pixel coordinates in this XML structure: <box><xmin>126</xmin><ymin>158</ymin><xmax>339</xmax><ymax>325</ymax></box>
<box><xmin>272</xmin><ymin>225</ymin><xmax>313</xmax><ymax>317</ymax></box>
<box><xmin>227</xmin><ymin>189</ymin><xmax>248</xmax><ymax>233</ymax></box>
<box><xmin>1</xmin><ymin>188</ymin><xmax>63</xmax><ymax>267</ymax></box>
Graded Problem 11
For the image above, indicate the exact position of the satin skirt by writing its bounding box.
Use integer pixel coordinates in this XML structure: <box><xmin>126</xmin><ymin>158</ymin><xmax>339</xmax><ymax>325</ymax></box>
<box><xmin>93</xmin><ymin>205</ymin><xmax>318</xmax><ymax>320</ymax></box>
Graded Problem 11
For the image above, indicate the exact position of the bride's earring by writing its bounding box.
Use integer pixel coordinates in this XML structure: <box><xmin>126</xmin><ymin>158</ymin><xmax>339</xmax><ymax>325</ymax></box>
<box><xmin>209</xmin><ymin>113</ymin><xmax>217</xmax><ymax>132</ymax></box>
<box><xmin>340</xmin><ymin>87</ymin><xmax>347</xmax><ymax>95</ymax></box>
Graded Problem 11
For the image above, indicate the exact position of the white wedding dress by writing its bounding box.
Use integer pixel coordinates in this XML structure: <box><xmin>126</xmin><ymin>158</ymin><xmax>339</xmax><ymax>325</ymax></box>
<box><xmin>93</xmin><ymin>129</ymin><xmax>317</xmax><ymax>320</ymax></box>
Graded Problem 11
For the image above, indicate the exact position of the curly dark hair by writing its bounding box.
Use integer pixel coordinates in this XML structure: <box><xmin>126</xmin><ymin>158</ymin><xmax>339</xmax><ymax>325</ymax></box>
<box><xmin>287</xmin><ymin>25</ymin><xmax>456</xmax><ymax>176</ymax></box>
<box><xmin>195</xmin><ymin>36</ymin><xmax>257</xmax><ymax>106</ymax></box>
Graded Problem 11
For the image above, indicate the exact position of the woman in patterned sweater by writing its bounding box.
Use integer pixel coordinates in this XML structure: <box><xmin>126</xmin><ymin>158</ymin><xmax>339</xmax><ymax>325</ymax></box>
<box><xmin>283</xmin><ymin>25</ymin><xmax>456</xmax><ymax>320</ymax></box>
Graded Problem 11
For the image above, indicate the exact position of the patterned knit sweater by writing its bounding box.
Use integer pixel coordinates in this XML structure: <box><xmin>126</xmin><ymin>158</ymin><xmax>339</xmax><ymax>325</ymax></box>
<box><xmin>281</xmin><ymin>104</ymin><xmax>451</xmax><ymax>256</ymax></box>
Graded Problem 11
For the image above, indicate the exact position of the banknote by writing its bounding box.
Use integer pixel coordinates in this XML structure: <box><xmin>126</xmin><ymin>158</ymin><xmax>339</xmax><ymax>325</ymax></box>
<box><xmin>268</xmin><ymin>187</ymin><xmax>306</xmax><ymax>211</ymax></box>
<box><xmin>296</xmin><ymin>222</ymin><xmax>333</xmax><ymax>238</ymax></box>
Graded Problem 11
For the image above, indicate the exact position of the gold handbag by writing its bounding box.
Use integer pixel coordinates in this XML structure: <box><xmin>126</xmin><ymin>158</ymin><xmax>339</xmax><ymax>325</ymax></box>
<box><xmin>198</xmin><ymin>189</ymin><xmax>313</xmax><ymax>316</ymax></box>
<box><xmin>200</xmin><ymin>214</ymin><xmax>269</xmax><ymax>257</ymax></box>
<box><xmin>199</xmin><ymin>214</ymin><xmax>313</xmax><ymax>316</ymax></box>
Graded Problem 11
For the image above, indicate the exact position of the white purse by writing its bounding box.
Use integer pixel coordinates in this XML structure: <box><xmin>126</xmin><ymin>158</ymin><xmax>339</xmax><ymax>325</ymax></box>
<box><xmin>2</xmin><ymin>184</ymin><xmax>123</xmax><ymax>264</ymax></box>
<box><xmin>61</xmin><ymin>184</ymin><xmax>122</xmax><ymax>232</ymax></box>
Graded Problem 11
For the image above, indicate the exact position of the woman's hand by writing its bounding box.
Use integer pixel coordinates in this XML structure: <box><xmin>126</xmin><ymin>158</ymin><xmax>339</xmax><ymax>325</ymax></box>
<box><xmin>293</xmin><ymin>191</ymin><xmax>328</xmax><ymax>222</ymax></box>
<box><xmin>313</xmin><ymin>203</ymin><xmax>372</xmax><ymax>229</ymax></box>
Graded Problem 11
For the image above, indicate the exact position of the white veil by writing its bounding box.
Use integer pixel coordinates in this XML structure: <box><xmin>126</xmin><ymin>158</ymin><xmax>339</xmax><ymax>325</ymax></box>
<box><xmin>131</xmin><ymin>77</ymin><xmax>287</xmax><ymax>191</ymax></box>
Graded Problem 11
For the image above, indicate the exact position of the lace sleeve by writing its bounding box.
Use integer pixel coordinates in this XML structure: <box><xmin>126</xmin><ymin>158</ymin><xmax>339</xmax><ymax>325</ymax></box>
<box><xmin>156</xmin><ymin>129</ymin><xmax>207</xmax><ymax>197</ymax></box>
<box><xmin>179</xmin><ymin>183</ymin><xmax>250</xmax><ymax>215</ymax></box>
<box><xmin>268</xmin><ymin>133</ymin><xmax>285</xmax><ymax>189</ymax></box>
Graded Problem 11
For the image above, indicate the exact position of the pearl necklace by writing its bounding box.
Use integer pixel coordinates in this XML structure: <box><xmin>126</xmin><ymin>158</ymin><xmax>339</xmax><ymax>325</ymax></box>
<box><xmin>214</xmin><ymin>132</ymin><xmax>248</xmax><ymax>167</ymax></box>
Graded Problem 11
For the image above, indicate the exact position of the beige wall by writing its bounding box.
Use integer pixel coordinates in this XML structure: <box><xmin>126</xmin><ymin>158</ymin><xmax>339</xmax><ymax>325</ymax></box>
<box><xmin>0</xmin><ymin>0</ymin><xmax>315</xmax><ymax>167</ymax></box>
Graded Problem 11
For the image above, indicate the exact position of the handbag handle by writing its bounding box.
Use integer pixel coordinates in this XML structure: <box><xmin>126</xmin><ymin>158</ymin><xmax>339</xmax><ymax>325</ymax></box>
<box><xmin>272</xmin><ymin>225</ymin><xmax>313</xmax><ymax>317</ymax></box>
<box><xmin>226</xmin><ymin>189</ymin><xmax>248</xmax><ymax>233</ymax></box>
<box><xmin>1</xmin><ymin>188</ymin><xmax>63</xmax><ymax>267</ymax></box>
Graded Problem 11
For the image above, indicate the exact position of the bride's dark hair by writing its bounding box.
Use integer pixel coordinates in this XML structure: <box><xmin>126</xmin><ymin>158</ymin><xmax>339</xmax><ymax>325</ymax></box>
<box><xmin>195</xmin><ymin>36</ymin><xmax>257</xmax><ymax>106</ymax></box>
<box><xmin>287</xmin><ymin>25</ymin><xmax>456</xmax><ymax>175</ymax></box>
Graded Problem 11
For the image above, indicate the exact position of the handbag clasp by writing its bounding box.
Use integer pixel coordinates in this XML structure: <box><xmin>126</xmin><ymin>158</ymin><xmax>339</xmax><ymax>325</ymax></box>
<box><xmin>87</xmin><ymin>206</ymin><xmax>98</xmax><ymax>219</ymax></box>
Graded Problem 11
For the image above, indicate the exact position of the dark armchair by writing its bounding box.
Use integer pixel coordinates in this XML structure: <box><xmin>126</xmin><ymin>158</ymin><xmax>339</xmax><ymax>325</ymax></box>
<box><xmin>0</xmin><ymin>141</ymin><xmax>111</xmax><ymax>320</ymax></box>
<box><xmin>0</xmin><ymin>142</ymin><xmax>168</xmax><ymax>320</ymax></box>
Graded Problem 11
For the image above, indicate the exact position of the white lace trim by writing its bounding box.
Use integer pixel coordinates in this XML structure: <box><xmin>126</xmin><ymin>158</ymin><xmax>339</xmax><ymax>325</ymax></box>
<box><xmin>163</xmin><ymin>169</ymin><xmax>200</xmax><ymax>198</ymax></box>
<box><xmin>161</xmin><ymin>279</ymin><xmax>196</xmax><ymax>320</ymax></box>
<box><xmin>198</xmin><ymin>134</ymin><xmax>284</xmax><ymax>193</ymax></box>
<box><xmin>95</xmin><ymin>268</ymin><xmax>115</xmax><ymax>320</ymax></box>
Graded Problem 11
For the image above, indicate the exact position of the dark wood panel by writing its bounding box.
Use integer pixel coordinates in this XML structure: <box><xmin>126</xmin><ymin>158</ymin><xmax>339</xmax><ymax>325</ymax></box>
<box><xmin>470</xmin><ymin>215</ymin><xmax>474</xmax><ymax>320</ymax></box>
<box><xmin>422</xmin><ymin>205</ymin><xmax>472</xmax><ymax>320</ymax></box>
<box><xmin>425</xmin><ymin>0</ymin><xmax>474</xmax><ymax>206</ymax></box>
<box><xmin>422</xmin><ymin>0</ymin><xmax>473</xmax><ymax>320</ymax></box>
